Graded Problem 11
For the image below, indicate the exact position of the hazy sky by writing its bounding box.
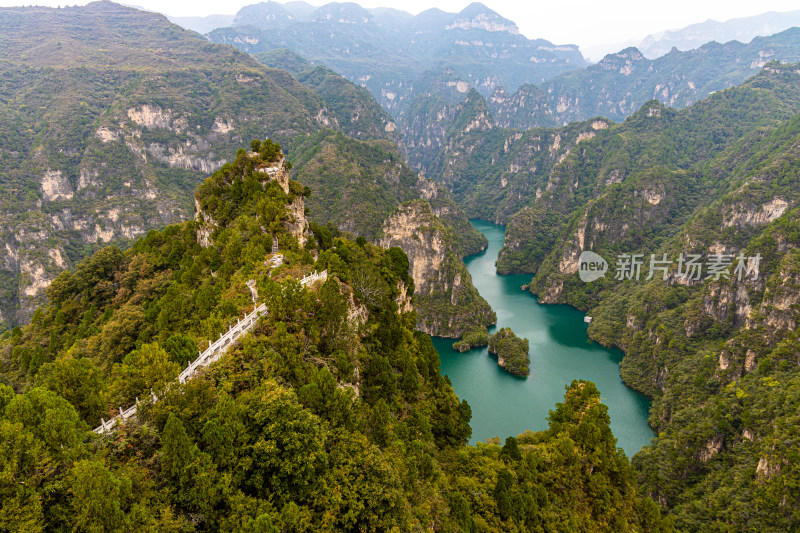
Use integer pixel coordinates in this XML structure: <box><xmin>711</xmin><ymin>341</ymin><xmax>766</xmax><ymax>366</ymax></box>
<box><xmin>3</xmin><ymin>0</ymin><xmax>800</xmax><ymax>49</ymax></box>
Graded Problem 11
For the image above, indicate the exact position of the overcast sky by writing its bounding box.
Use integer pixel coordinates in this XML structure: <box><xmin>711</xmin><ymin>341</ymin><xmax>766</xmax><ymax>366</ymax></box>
<box><xmin>3</xmin><ymin>0</ymin><xmax>800</xmax><ymax>50</ymax></box>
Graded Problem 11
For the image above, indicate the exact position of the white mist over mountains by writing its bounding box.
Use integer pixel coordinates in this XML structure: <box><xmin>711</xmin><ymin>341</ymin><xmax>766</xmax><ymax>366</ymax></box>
<box><xmin>164</xmin><ymin>1</ymin><xmax>800</xmax><ymax>62</ymax></box>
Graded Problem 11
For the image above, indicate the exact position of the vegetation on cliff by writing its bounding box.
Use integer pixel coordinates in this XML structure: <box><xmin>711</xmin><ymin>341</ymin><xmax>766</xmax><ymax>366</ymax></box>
<box><xmin>488</xmin><ymin>328</ymin><xmax>531</xmax><ymax>376</ymax></box>
<box><xmin>380</xmin><ymin>200</ymin><xmax>496</xmax><ymax>338</ymax></box>
<box><xmin>0</xmin><ymin>2</ymin><xmax>483</xmax><ymax>337</ymax></box>
<box><xmin>0</xmin><ymin>2</ymin><xmax>381</xmax><ymax>328</ymax></box>
<box><xmin>498</xmin><ymin>65</ymin><xmax>800</xmax><ymax>276</ymax></box>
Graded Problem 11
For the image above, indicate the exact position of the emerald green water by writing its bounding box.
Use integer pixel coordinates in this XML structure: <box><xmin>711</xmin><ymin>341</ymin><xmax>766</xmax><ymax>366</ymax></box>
<box><xmin>435</xmin><ymin>220</ymin><xmax>654</xmax><ymax>456</ymax></box>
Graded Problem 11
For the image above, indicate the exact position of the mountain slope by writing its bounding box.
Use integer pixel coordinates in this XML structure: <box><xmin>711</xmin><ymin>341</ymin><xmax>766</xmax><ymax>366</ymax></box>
<box><xmin>458</xmin><ymin>63</ymin><xmax>800</xmax><ymax>529</ymax></box>
<box><xmin>569</xmin><ymin>108</ymin><xmax>800</xmax><ymax>531</ymax></box>
<box><xmin>0</xmin><ymin>1</ymin><xmax>329</xmax><ymax>327</ymax></box>
<box><xmin>497</xmin><ymin>64</ymin><xmax>800</xmax><ymax>276</ymax></box>
<box><xmin>256</xmin><ymin>49</ymin><xmax>404</xmax><ymax>147</ymax></box>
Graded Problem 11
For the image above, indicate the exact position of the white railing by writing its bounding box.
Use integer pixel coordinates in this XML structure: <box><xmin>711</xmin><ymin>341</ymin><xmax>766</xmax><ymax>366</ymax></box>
<box><xmin>96</xmin><ymin>401</ymin><xmax>139</xmax><ymax>433</ymax></box>
<box><xmin>94</xmin><ymin>269</ymin><xmax>329</xmax><ymax>434</ymax></box>
<box><xmin>94</xmin><ymin>303</ymin><xmax>268</xmax><ymax>434</ymax></box>
<box><xmin>300</xmin><ymin>270</ymin><xmax>327</xmax><ymax>286</ymax></box>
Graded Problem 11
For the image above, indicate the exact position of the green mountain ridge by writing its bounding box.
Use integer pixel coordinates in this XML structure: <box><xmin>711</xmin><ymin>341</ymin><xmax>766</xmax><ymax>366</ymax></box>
<box><xmin>487</xmin><ymin>28</ymin><xmax>800</xmax><ymax>130</ymax></box>
<box><xmin>397</xmin><ymin>30</ymin><xmax>800</xmax><ymax>177</ymax></box>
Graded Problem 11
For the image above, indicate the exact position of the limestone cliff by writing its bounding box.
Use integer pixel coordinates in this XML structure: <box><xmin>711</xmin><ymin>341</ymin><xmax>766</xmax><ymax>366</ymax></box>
<box><xmin>379</xmin><ymin>200</ymin><xmax>495</xmax><ymax>337</ymax></box>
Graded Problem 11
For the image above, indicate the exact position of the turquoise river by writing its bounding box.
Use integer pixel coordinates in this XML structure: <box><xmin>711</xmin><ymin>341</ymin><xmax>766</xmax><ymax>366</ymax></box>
<box><xmin>434</xmin><ymin>220</ymin><xmax>654</xmax><ymax>456</ymax></box>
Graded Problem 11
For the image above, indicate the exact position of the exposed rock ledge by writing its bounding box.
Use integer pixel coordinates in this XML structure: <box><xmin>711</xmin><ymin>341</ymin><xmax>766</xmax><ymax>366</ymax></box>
<box><xmin>379</xmin><ymin>200</ymin><xmax>495</xmax><ymax>337</ymax></box>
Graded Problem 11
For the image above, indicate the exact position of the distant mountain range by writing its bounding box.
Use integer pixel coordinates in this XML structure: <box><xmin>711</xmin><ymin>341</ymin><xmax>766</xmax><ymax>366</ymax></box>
<box><xmin>204</xmin><ymin>2</ymin><xmax>587</xmax><ymax>114</ymax></box>
<box><xmin>638</xmin><ymin>10</ymin><xmax>800</xmax><ymax>59</ymax></box>
<box><xmin>392</xmin><ymin>27</ymin><xmax>800</xmax><ymax>177</ymax></box>
<box><xmin>170</xmin><ymin>3</ymin><xmax>800</xmax><ymax>66</ymax></box>
<box><xmin>185</xmin><ymin>3</ymin><xmax>800</xmax><ymax>181</ymax></box>
<box><xmin>486</xmin><ymin>28</ymin><xmax>800</xmax><ymax>129</ymax></box>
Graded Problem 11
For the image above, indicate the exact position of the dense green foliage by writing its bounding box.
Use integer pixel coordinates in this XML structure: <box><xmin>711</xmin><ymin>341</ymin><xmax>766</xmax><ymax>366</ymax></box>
<box><xmin>0</xmin><ymin>141</ymin><xmax>668</xmax><ymax>531</ymax></box>
<box><xmin>291</xmin><ymin>131</ymin><xmax>420</xmax><ymax>241</ymax></box>
<box><xmin>488</xmin><ymin>328</ymin><xmax>530</xmax><ymax>377</ymax></box>
<box><xmin>575</xmin><ymin>118</ymin><xmax>800</xmax><ymax>530</ymax></box>
<box><xmin>0</xmin><ymin>2</ymin><xmax>485</xmax><ymax>336</ymax></box>
<box><xmin>8</xmin><ymin>3</ymin><xmax>800</xmax><ymax>529</ymax></box>
<box><xmin>0</xmin><ymin>2</ymin><xmax>326</xmax><ymax>328</ymax></box>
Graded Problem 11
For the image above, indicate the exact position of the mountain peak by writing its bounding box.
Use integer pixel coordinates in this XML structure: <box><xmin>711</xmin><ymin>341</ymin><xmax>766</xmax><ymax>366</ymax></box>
<box><xmin>233</xmin><ymin>1</ymin><xmax>295</xmax><ymax>29</ymax></box>
<box><xmin>310</xmin><ymin>2</ymin><xmax>375</xmax><ymax>25</ymax></box>
<box><xmin>596</xmin><ymin>47</ymin><xmax>647</xmax><ymax>73</ymax></box>
<box><xmin>447</xmin><ymin>2</ymin><xmax>519</xmax><ymax>34</ymax></box>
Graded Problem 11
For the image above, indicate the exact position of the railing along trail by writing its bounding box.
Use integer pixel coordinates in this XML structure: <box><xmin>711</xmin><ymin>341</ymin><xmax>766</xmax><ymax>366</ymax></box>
<box><xmin>94</xmin><ymin>270</ymin><xmax>326</xmax><ymax>434</ymax></box>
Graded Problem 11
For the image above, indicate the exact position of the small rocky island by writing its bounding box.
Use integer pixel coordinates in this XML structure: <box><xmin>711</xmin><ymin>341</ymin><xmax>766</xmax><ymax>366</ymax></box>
<box><xmin>453</xmin><ymin>326</ymin><xmax>530</xmax><ymax>376</ymax></box>
<box><xmin>452</xmin><ymin>325</ymin><xmax>489</xmax><ymax>352</ymax></box>
<box><xmin>488</xmin><ymin>328</ymin><xmax>530</xmax><ymax>376</ymax></box>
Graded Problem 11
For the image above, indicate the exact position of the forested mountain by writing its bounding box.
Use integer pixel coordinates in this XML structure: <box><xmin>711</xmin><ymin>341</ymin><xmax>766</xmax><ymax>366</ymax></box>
<box><xmin>395</xmin><ymin>26</ymin><xmax>800</xmax><ymax>165</ymax></box>
<box><xmin>4</xmin><ymin>1</ymin><xmax>800</xmax><ymax>530</ymax></box>
<box><xmin>428</xmin><ymin>62</ymin><xmax>800</xmax><ymax>529</ymax></box>
<box><xmin>0</xmin><ymin>141</ymin><xmax>670</xmax><ymax>532</ymax></box>
<box><xmin>207</xmin><ymin>2</ymin><xmax>587</xmax><ymax>115</ymax></box>
<box><xmin>424</xmin><ymin>60</ymin><xmax>800</xmax><ymax>281</ymax></box>
<box><xmin>0</xmin><ymin>1</ymin><xmax>492</xmax><ymax>337</ymax></box>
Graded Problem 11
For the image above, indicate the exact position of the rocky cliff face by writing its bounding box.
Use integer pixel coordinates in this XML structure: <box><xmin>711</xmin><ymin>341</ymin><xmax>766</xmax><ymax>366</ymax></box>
<box><xmin>419</xmin><ymin>100</ymin><xmax>611</xmax><ymax>238</ymax></box>
<box><xmin>379</xmin><ymin>200</ymin><xmax>495</xmax><ymax>337</ymax></box>
<box><xmin>0</xmin><ymin>135</ymin><xmax>181</xmax><ymax>328</ymax></box>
